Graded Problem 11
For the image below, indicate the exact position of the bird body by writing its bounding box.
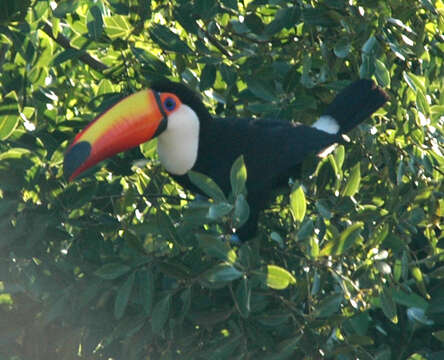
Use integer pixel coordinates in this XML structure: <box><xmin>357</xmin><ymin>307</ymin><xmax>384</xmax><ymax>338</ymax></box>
<box><xmin>64</xmin><ymin>79</ymin><xmax>388</xmax><ymax>240</ymax></box>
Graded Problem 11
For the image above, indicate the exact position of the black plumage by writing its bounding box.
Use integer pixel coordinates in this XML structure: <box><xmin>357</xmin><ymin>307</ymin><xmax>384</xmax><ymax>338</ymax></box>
<box><xmin>151</xmin><ymin>79</ymin><xmax>388</xmax><ymax>240</ymax></box>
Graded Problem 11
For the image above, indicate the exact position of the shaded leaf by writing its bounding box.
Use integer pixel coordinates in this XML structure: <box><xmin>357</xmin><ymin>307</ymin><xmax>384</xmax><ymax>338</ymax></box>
<box><xmin>197</xmin><ymin>234</ymin><xmax>237</xmax><ymax>263</ymax></box>
<box><xmin>151</xmin><ymin>295</ymin><xmax>171</xmax><ymax>333</ymax></box>
<box><xmin>203</xmin><ymin>263</ymin><xmax>243</xmax><ymax>283</ymax></box>
<box><xmin>314</xmin><ymin>294</ymin><xmax>343</xmax><ymax>318</ymax></box>
<box><xmin>114</xmin><ymin>272</ymin><xmax>135</xmax><ymax>319</ymax></box>
<box><xmin>233</xmin><ymin>194</ymin><xmax>250</xmax><ymax>228</ymax></box>
<box><xmin>149</xmin><ymin>24</ymin><xmax>192</xmax><ymax>54</ymax></box>
<box><xmin>380</xmin><ymin>287</ymin><xmax>398</xmax><ymax>324</ymax></box>
<box><xmin>189</xmin><ymin>171</ymin><xmax>226</xmax><ymax>202</ymax></box>
<box><xmin>95</xmin><ymin>263</ymin><xmax>131</xmax><ymax>280</ymax></box>
<box><xmin>86</xmin><ymin>5</ymin><xmax>103</xmax><ymax>40</ymax></box>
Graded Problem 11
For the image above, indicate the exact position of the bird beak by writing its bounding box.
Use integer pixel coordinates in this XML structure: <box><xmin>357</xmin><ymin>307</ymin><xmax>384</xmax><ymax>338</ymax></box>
<box><xmin>63</xmin><ymin>89</ymin><xmax>168</xmax><ymax>181</ymax></box>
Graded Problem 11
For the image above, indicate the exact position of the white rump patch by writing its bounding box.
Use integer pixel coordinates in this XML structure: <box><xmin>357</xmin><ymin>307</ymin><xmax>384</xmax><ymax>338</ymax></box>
<box><xmin>312</xmin><ymin>115</ymin><xmax>340</xmax><ymax>134</ymax></box>
<box><xmin>157</xmin><ymin>104</ymin><xmax>200</xmax><ymax>175</ymax></box>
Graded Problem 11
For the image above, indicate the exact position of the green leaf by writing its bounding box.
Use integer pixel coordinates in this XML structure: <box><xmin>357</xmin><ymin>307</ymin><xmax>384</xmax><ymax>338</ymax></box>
<box><xmin>320</xmin><ymin>222</ymin><xmax>364</xmax><ymax>256</ymax></box>
<box><xmin>0</xmin><ymin>91</ymin><xmax>19</xmax><ymax>140</ymax></box>
<box><xmin>188</xmin><ymin>171</ymin><xmax>226</xmax><ymax>202</ymax></box>
<box><xmin>374</xmin><ymin>58</ymin><xmax>391</xmax><ymax>87</ymax></box>
<box><xmin>297</xmin><ymin>219</ymin><xmax>314</xmax><ymax>240</ymax></box>
<box><xmin>369</xmin><ymin>223</ymin><xmax>389</xmax><ymax>246</ymax></box>
<box><xmin>114</xmin><ymin>272</ymin><xmax>135</xmax><ymax>319</ymax></box>
<box><xmin>149</xmin><ymin>24</ymin><xmax>192</xmax><ymax>54</ymax></box>
<box><xmin>359</xmin><ymin>53</ymin><xmax>374</xmax><ymax>79</ymax></box>
<box><xmin>247</xmin><ymin>79</ymin><xmax>276</xmax><ymax>101</ymax></box>
<box><xmin>342</xmin><ymin>162</ymin><xmax>361</xmax><ymax>197</ymax></box>
<box><xmin>416</xmin><ymin>88</ymin><xmax>430</xmax><ymax>115</ymax></box>
<box><xmin>302</xmin><ymin>8</ymin><xmax>336</xmax><ymax>26</ymax></box>
<box><xmin>200</xmin><ymin>64</ymin><xmax>216</xmax><ymax>91</ymax></box>
<box><xmin>392</xmin><ymin>289</ymin><xmax>428</xmax><ymax>310</ymax></box>
<box><xmin>334</xmin><ymin>145</ymin><xmax>345</xmax><ymax>170</ymax></box>
<box><xmin>139</xmin><ymin>269</ymin><xmax>154</xmax><ymax>316</ymax></box>
<box><xmin>411</xmin><ymin>266</ymin><xmax>428</xmax><ymax>298</ymax></box>
<box><xmin>290</xmin><ymin>184</ymin><xmax>306</xmax><ymax>222</ymax></box>
<box><xmin>230</xmin><ymin>155</ymin><xmax>247</xmax><ymax>196</ymax></box>
<box><xmin>380</xmin><ymin>288</ymin><xmax>398</xmax><ymax>324</ymax></box>
<box><xmin>53</xmin><ymin>0</ymin><xmax>78</xmax><ymax>18</ymax></box>
<box><xmin>334</xmin><ymin>38</ymin><xmax>351</xmax><ymax>58</ymax></box>
<box><xmin>313</xmin><ymin>294</ymin><xmax>343</xmax><ymax>318</ymax></box>
<box><xmin>103</xmin><ymin>15</ymin><xmax>131</xmax><ymax>39</ymax></box>
<box><xmin>402</xmin><ymin>71</ymin><xmax>426</xmax><ymax>93</ymax></box>
<box><xmin>203</xmin><ymin>263</ymin><xmax>243</xmax><ymax>283</ymax></box>
<box><xmin>234</xmin><ymin>277</ymin><xmax>250</xmax><ymax>318</ymax></box>
<box><xmin>86</xmin><ymin>5</ymin><xmax>103</xmax><ymax>40</ymax></box>
<box><xmin>315</xmin><ymin>200</ymin><xmax>332</xmax><ymax>220</ymax></box>
<box><xmin>263</xmin><ymin>265</ymin><xmax>296</xmax><ymax>290</ymax></box>
<box><xmin>362</xmin><ymin>35</ymin><xmax>378</xmax><ymax>55</ymax></box>
<box><xmin>0</xmin><ymin>148</ymin><xmax>31</xmax><ymax>160</ymax></box>
<box><xmin>233</xmin><ymin>194</ymin><xmax>250</xmax><ymax>228</ymax></box>
<box><xmin>263</xmin><ymin>7</ymin><xmax>299</xmax><ymax>36</ymax></box>
<box><xmin>197</xmin><ymin>234</ymin><xmax>237</xmax><ymax>263</ymax></box>
<box><xmin>432</xmin><ymin>330</ymin><xmax>444</xmax><ymax>343</ymax></box>
<box><xmin>132</xmin><ymin>47</ymin><xmax>171</xmax><ymax>74</ymax></box>
<box><xmin>95</xmin><ymin>263</ymin><xmax>131</xmax><ymax>280</ymax></box>
<box><xmin>52</xmin><ymin>48</ymin><xmax>79</xmax><ymax>66</ymax></box>
<box><xmin>208</xmin><ymin>202</ymin><xmax>233</xmax><ymax>220</ymax></box>
<box><xmin>221</xmin><ymin>0</ymin><xmax>238</xmax><ymax>10</ymax></box>
<box><xmin>151</xmin><ymin>295</ymin><xmax>171</xmax><ymax>333</ymax></box>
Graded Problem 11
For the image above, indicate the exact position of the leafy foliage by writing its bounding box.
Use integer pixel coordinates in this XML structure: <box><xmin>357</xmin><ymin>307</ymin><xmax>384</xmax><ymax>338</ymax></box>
<box><xmin>1</xmin><ymin>0</ymin><xmax>443</xmax><ymax>359</ymax></box>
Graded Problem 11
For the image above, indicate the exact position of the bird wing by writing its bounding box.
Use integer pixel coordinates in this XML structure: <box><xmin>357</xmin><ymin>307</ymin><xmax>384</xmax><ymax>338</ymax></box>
<box><xmin>243</xmin><ymin>119</ymin><xmax>339</xmax><ymax>191</ymax></box>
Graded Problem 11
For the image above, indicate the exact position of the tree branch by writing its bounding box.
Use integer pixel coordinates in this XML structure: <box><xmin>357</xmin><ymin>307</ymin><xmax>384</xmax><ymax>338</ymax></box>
<box><xmin>196</xmin><ymin>22</ymin><xmax>233</xmax><ymax>59</ymax></box>
<box><xmin>41</xmin><ymin>22</ymin><xmax>109</xmax><ymax>73</ymax></box>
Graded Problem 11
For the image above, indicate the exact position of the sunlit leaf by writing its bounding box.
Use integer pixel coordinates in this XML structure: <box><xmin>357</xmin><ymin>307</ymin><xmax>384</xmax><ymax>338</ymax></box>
<box><xmin>103</xmin><ymin>14</ymin><xmax>132</xmax><ymax>39</ymax></box>
<box><xmin>262</xmin><ymin>265</ymin><xmax>296</xmax><ymax>290</ymax></box>
<box><xmin>230</xmin><ymin>155</ymin><xmax>247</xmax><ymax>196</ymax></box>
<box><xmin>342</xmin><ymin>162</ymin><xmax>361</xmax><ymax>197</ymax></box>
<box><xmin>0</xmin><ymin>91</ymin><xmax>19</xmax><ymax>140</ymax></box>
<box><xmin>290</xmin><ymin>183</ymin><xmax>306</xmax><ymax>222</ymax></box>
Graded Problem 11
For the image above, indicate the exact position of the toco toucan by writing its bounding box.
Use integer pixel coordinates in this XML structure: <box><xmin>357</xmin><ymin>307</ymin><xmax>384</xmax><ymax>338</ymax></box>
<box><xmin>64</xmin><ymin>79</ymin><xmax>388</xmax><ymax>240</ymax></box>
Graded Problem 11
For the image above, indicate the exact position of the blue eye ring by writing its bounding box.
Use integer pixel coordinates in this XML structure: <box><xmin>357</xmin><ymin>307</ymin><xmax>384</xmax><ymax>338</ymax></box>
<box><xmin>164</xmin><ymin>97</ymin><xmax>176</xmax><ymax>111</ymax></box>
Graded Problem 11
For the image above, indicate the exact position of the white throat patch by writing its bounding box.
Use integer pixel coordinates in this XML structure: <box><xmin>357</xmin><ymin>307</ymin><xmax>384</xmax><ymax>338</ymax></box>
<box><xmin>157</xmin><ymin>104</ymin><xmax>200</xmax><ymax>175</ymax></box>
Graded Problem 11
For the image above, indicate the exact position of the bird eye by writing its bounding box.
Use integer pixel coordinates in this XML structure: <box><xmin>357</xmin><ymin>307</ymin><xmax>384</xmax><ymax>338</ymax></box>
<box><xmin>164</xmin><ymin>97</ymin><xmax>176</xmax><ymax>111</ymax></box>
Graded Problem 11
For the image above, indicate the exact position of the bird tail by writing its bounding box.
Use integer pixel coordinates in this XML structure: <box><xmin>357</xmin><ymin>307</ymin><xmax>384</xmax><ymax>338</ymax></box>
<box><xmin>312</xmin><ymin>79</ymin><xmax>389</xmax><ymax>134</ymax></box>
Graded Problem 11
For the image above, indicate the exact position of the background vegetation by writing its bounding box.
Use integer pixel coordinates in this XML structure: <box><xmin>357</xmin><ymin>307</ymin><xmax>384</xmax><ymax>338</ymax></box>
<box><xmin>0</xmin><ymin>0</ymin><xmax>443</xmax><ymax>359</ymax></box>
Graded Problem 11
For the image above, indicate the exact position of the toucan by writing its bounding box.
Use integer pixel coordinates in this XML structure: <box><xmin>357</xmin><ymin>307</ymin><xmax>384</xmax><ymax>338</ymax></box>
<box><xmin>64</xmin><ymin>79</ymin><xmax>388</xmax><ymax>241</ymax></box>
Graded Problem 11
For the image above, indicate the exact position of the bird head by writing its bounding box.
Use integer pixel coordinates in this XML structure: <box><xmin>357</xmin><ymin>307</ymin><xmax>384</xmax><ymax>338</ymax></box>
<box><xmin>63</xmin><ymin>81</ymin><xmax>207</xmax><ymax>181</ymax></box>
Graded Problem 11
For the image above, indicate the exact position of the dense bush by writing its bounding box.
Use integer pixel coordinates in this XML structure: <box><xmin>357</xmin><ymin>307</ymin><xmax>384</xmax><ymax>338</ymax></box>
<box><xmin>0</xmin><ymin>0</ymin><xmax>443</xmax><ymax>359</ymax></box>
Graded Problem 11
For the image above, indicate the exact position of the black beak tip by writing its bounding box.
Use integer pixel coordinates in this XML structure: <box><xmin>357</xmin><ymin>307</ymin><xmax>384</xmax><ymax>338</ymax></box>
<box><xmin>63</xmin><ymin>141</ymin><xmax>91</xmax><ymax>181</ymax></box>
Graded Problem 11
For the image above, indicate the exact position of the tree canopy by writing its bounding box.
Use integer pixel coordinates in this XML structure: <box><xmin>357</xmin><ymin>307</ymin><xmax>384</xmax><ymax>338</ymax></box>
<box><xmin>0</xmin><ymin>0</ymin><xmax>443</xmax><ymax>359</ymax></box>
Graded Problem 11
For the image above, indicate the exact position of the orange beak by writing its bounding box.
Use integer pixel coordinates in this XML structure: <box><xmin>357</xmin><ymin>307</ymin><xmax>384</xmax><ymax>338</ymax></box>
<box><xmin>63</xmin><ymin>89</ymin><xmax>178</xmax><ymax>181</ymax></box>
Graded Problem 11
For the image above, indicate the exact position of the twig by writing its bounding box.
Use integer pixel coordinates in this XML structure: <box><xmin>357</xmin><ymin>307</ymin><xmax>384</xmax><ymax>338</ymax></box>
<box><xmin>41</xmin><ymin>21</ymin><xmax>108</xmax><ymax>73</ymax></box>
<box><xmin>196</xmin><ymin>22</ymin><xmax>233</xmax><ymax>58</ymax></box>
